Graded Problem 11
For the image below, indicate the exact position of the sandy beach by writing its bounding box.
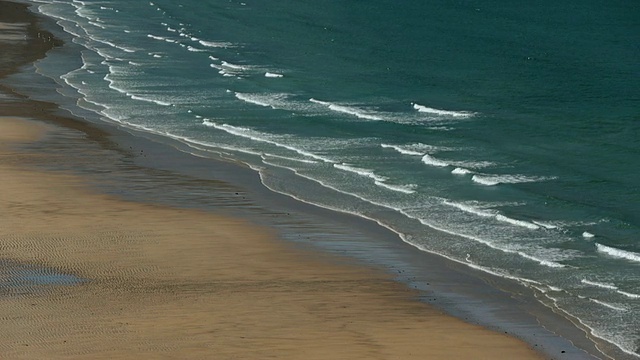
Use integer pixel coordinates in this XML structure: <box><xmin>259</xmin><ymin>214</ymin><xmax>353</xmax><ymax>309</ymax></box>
<box><xmin>0</xmin><ymin>1</ymin><xmax>552</xmax><ymax>358</ymax></box>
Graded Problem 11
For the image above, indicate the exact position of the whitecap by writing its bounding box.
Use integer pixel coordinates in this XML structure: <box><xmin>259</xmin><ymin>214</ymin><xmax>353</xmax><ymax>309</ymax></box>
<box><xmin>421</xmin><ymin>154</ymin><xmax>449</xmax><ymax>167</ymax></box>
<box><xmin>334</xmin><ymin>163</ymin><xmax>388</xmax><ymax>182</ymax></box>
<box><xmin>310</xmin><ymin>98</ymin><xmax>383</xmax><ymax>121</ymax></box>
<box><xmin>596</xmin><ymin>243</ymin><xmax>640</xmax><ymax>263</ymax></box>
<box><xmin>442</xmin><ymin>200</ymin><xmax>496</xmax><ymax>217</ymax></box>
<box><xmin>265</xmin><ymin>72</ymin><xmax>283</xmax><ymax>78</ymax></box>
<box><xmin>374</xmin><ymin>181</ymin><xmax>417</xmax><ymax>194</ymax></box>
<box><xmin>198</xmin><ymin>40</ymin><xmax>234</xmax><ymax>48</ymax></box>
<box><xmin>589</xmin><ymin>298</ymin><xmax>626</xmax><ymax>312</ymax></box>
<box><xmin>202</xmin><ymin>120</ymin><xmax>335</xmax><ymax>163</ymax></box>
<box><xmin>581</xmin><ymin>279</ymin><xmax>618</xmax><ymax>290</ymax></box>
<box><xmin>452</xmin><ymin>167</ymin><xmax>472</xmax><ymax>175</ymax></box>
<box><xmin>583</xmin><ymin>231</ymin><xmax>595</xmax><ymax>238</ymax></box>
<box><xmin>412</xmin><ymin>102</ymin><xmax>475</xmax><ymax>118</ymax></box>
<box><xmin>496</xmin><ymin>215</ymin><xmax>540</xmax><ymax>230</ymax></box>
<box><xmin>472</xmin><ymin>174</ymin><xmax>557</xmax><ymax>186</ymax></box>
<box><xmin>130</xmin><ymin>95</ymin><xmax>171</xmax><ymax>106</ymax></box>
<box><xmin>380</xmin><ymin>144</ymin><xmax>424</xmax><ymax>156</ymax></box>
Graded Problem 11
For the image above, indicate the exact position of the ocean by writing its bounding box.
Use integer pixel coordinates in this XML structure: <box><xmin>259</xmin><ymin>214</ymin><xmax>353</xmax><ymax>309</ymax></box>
<box><xmin>9</xmin><ymin>0</ymin><xmax>639</xmax><ymax>357</ymax></box>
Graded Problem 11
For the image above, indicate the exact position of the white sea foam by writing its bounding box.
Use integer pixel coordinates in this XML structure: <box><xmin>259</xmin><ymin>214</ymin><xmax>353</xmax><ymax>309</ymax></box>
<box><xmin>618</xmin><ymin>291</ymin><xmax>640</xmax><ymax>299</ymax></box>
<box><xmin>517</xmin><ymin>252</ymin><xmax>565</xmax><ymax>268</ymax></box>
<box><xmin>198</xmin><ymin>40</ymin><xmax>234</xmax><ymax>48</ymax></box>
<box><xmin>589</xmin><ymin>299</ymin><xmax>626</xmax><ymax>312</ymax></box>
<box><xmin>130</xmin><ymin>95</ymin><xmax>172</xmax><ymax>106</ymax></box>
<box><xmin>582</xmin><ymin>231</ymin><xmax>595</xmax><ymax>238</ymax></box>
<box><xmin>187</xmin><ymin>45</ymin><xmax>207</xmax><ymax>52</ymax></box>
<box><xmin>532</xmin><ymin>221</ymin><xmax>558</xmax><ymax>230</ymax></box>
<box><xmin>581</xmin><ymin>279</ymin><xmax>618</xmax><ymax>290</ymax></box>
<box><xmin>147</xmin><ymin>34</ymin><xmax>166</xmax><ymax>41</ymax></box>
<box><xmin>412</xmin><ymin>102</ymin><xmax>475</xmax><ymax>118</ymax></box>
<box><xmin>596</xmin><ymin>243</ymin><xmax>640</xmax><ymax>263</ymax></box>
<box><xmin>421</xmin><ymin>154</ymin><xmax>449</xmax><ymax>167</ymax></box>
<box><xmin>472</xmin><ymin>174</ymin><xmax>556</xmax><ymax>186</ymax></box>
<box><xmin>234</xmin><ymin>92</ymin><xmax>279</xmax><ymax>108</ymax></box>
<box><xmin>265</xmin><ymin>72</ymin><xmax>283</xmax><ymax>78</ymax></box>
<box><xmin>310</xmin><ymin>98</ymin><xmax>383</xmax><ymax>121</ymax></box>
<box><xmin>380</xmin><ymin>144</ymin><xmax>424</xmax><ymax>156</ymax></box>
<box><xmin>496</xmin><ymin>215</ymin><xmax>540</xmax><ymax>230</ymax></box>
<box><xmin>443</xmin><ymin>200</ymin><xmax>496</xmax><ymax>217</ymax></box>
<box><xmin>202</xmin><ymin>120</ymin><xmax>335</xmax><ymax>163</ymax></box>
<box><xmin>452</xmin><ymin>167</ymin><xmax>472</xmax><ymax>175</ymax></box>
<box><xmin>374</xmin><ymin>181</ymin><xmax>417</xmax><ymax>194</ymax></box>
<box><xmin>334</xmin><ymin>163</ymin><xmax>388</xmax><ymax>182</ymax></box>
<box><xmin>262</xmin><ymin>153</ymin><xmax>317</xmax><ymax>164</ymax></box>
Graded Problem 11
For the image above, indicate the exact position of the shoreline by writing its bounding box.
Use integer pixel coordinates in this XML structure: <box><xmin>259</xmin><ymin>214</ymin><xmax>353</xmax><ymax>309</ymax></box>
<box><xmin>0</xmin><ymin>1</ymin><xmax>608</xmax><ymax>358</ymax></box>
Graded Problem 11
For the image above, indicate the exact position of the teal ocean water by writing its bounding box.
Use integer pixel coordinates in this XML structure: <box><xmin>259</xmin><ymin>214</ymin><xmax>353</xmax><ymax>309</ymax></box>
<box><xmin>14</xmin><ymin>0</ymin><xmax>639</xmax><ymax>357</ymax></box>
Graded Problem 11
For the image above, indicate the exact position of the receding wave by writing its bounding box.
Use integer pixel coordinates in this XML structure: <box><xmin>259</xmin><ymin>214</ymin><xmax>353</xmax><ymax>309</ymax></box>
<box><xmin>596</xmin><ymin>243</ymin><xmax>640</xmax><ymax>263</ymax></box>
<box><xmin>412</xmin><ymin>102</ymin><xmax>475</xmax><ymax>118</ymax></box>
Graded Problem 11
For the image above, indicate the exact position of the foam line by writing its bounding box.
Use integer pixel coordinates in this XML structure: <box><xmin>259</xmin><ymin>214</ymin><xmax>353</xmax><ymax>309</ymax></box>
<box><xmin>596</xmin><ymin>243</ymin><xmax>640</xmax><ymax>263</ymax></box>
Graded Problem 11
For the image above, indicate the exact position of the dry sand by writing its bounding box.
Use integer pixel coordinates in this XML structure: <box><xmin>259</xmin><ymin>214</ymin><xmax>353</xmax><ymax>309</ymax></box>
<box><xmin>0</xmin><ymin>117</ymin><xmax>546</xmax><ymax>359</ymax></box>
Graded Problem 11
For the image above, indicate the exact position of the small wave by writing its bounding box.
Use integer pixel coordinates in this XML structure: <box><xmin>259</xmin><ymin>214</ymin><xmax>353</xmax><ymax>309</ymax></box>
<box><xmin>583</xmin><ymin>231</ymin><xmax>595</xmax><ymax>238</ymax></box>
<box><xmin>496</xmin><ymin>215</ymin><xmax>540</xmax><ymax>230</ymax></box>
<box><xmin>374</xmin><ymin>181</ymin><xmax>417</xmax><ymax>194</ymax></box>
<box><xmin>147</xmin><ymin>34</ymin><xmax>166</xmax><ymax>41</ymax></box>
<box><xmin>265</xmin><ymin>72</ymin><xmax>283</xmax><ymax>78</ymax></box>
<box><xmin>129</xmin><ymin>95</ymin><xmax>172</xmax><ymax>106</ymax></box>
<box><xmin>582</xmin><ymin>279</ymin><xmax>618</xmax><ymax>290</ymax></box>
<box><xmin>532</xmin><ymin>221</ymin><xmax>558</xmax><ymax>229</ymax></box>
<box><xmin>472</xmin><ymin>174</ymin><xmax>556</xmax><ymax>186</ymax></box>
<box><xmin>443</xmin><ymin>200</ymin><xmax>496</xmax><ymax>217</ymax></box>
<box><xmin>334</xmin><ymin>163</ymin><xmax>388</xmax><ymax>182</ymax></box>
<box><xmin>198</xmin><ymin>40</ymin><xmax>233</xmax><ymax>48</ymax></box>
<box><xmin>589</xmin><ymin>298</ymin><xmax>626</xmax><ymax>312</ymax></box>
<box><xmin>261</xmin><ymin>153</ymin><xmax>317</xmax><ymax>164</ymax></box>
<box><xmin>234</xmin><ymin>92</ymin><xmax>279</xmax><ymax>108</ymax></box>
<box><xmin>517</xmin><ymin>252</ymin><xmax>565</xmax><ymax>268</ymax></box>
<box><xmin>412</xmin><ymin>103</ymin><xmax>475</xmax><ymax>118</ymax></box>
<box><xmin>380</xmin><ymin>144</ymin><xmax>424</xmax><ymax>156</ymax></box>
<box><xmin>451</xmin><ymin>167</ymin><xmax>472</xmax><ymax>175</ymax></box>
<box><xmin>202</xmin><ymin>120</ymin><xmax>335</xmax><ymax>163</ymax></box>
<box><xmin>618</xmin><ymin>291</ymin><xmax>640</xmax><ymax>299</ymax></box>
<box><xmin>187</xmin><ymin>45</ymin><xmax>207</xmax><ymax>52</ymax></box>
<box><xmin>221</xmin><ymin>61</ymin><xmax>249</xmax><ymax>70</ymax></box>
<box><xmin>421</xmin><ymin>154</ymin><xmax>449</xmax><ymax>167</ymax></box>
<box><xmin>596</xmin><ymin>243</ymin><xmax>640</xmax><ymax>263</ymax></box>
<box><xmin>310</xmin><ymin>98</ymin><xmax>383</xmax><ymax>121</ymax></box>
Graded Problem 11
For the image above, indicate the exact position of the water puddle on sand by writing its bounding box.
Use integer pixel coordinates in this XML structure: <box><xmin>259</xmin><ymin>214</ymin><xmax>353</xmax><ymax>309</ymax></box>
<box><xmin>0</xmin><ymin>259</ymin><xmax>85</xmax><ymax>296</ymax></box>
